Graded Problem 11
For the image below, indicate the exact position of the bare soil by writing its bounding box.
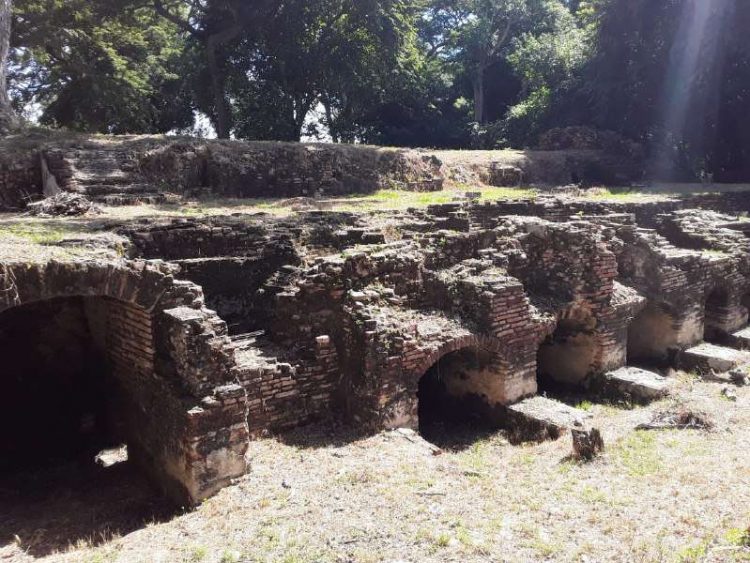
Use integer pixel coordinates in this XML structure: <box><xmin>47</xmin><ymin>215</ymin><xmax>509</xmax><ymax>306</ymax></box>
<box><xmin>1</xmin><ymin>374</ymin><xmax>749</xmax><ymax>563</ymax></box>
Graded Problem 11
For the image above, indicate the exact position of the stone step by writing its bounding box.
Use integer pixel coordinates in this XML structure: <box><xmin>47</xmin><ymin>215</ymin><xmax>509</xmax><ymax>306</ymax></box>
<box><xmin>589</xmin><ymin>367</ymin><xmax>671</xmax><ymax>404</ymax></box>
<box><xmin>84</xmin><ymin>182</ymin><xmax>158</xmax><ymax>196</ymax></box>
<box><xmin>728</xmin><ymin>326</ymin><xmax>750</xmax><ymax>349</ymax></box>
<box><xmin>506</xmin><ymin>396</ymin><xmax>592</xmax><ymax>443</ymax></box>
<box><xmin>230</xmin><ymin>330</ymin><xmax>266</xmax><ymax>351</ymax></box>
<box><xmin>91</xmin><ymin>193</ymin><xmax>168</xmax><ymax>206</ymax></box>
<box><xmin>679</xmin><ymin>342</ymin><xmax>750</xmax><ymax>374</ymax></box>
<box><xmin>74</xmin><ymin>171</ymin><xmax>133</xmax><ymax>182</ymax></box>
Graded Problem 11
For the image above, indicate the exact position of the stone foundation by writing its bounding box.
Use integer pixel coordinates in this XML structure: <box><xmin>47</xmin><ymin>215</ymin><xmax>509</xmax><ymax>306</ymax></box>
<box><xmin>3</xmin><ymin>167</ymin><xmax>750</xmax><ymax>502</ymax></box>
<box><xmin>0</xmin><ymin>260</ymin><xmax>248</xmax><ymax>505</ymax></box>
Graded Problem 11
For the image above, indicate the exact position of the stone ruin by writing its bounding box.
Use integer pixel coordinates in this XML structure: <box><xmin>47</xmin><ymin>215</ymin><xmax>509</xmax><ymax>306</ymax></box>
<box><xmin>2</xmin><ymin>139</ymin><xmax>750</xmax><ymax>506</ymax></box>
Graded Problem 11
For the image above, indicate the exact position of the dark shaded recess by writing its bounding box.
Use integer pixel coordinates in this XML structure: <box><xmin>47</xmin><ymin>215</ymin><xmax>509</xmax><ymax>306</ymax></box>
<box><xmin>0</xmin><ymin>297</ymin><xmax>177</xmax><ymax>557</ymax></box>
<box><xmin>537</xmin><ymin>317</ymin><xmax>597</xmax><ymax>389</ymax></box>
<box><xmin>627</xmin><ymin>303</ymin><xmax>679</xmax><ymax>368</ymax></box>
<box><xmin>0</xmin><ymin>297</ymin><xmax>115</xmax><ymax>471</ymax></box>
<box><xmin>417</xmin><ymin>348</ymin><xmax>500</xmax><ymax>450</ymax></box>
<box><xmin>704</xmin><ymin>286</ymin><xmax>731</xmax><ymax>342</ymax></box>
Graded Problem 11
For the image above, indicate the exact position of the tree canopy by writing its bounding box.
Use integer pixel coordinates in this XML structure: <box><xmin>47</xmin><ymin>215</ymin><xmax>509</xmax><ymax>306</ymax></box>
<box><xmin>1</xmin><ymin>0</ymin><xmax>749</xmax><ymax>180</ymax></box>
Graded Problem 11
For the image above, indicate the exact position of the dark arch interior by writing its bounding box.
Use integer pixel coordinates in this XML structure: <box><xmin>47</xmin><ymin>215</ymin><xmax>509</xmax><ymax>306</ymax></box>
<box><xmin>704</xmin><ymin>287</ymin><xmax>731</xmax><ymax>341</ymax></box>
<box><xmin>417</xmin><ymin>347</ymin><xmax>498</xmax><ymax>447</ymax></box>
<box><xmin>0</xmin><ymin>297</ymin><xmax>118</xmax><ymax>469</ymax></box>
<box><xmin>627</xmin><ymin>303</ymin><xmax>678</xmax><ymax>367</ymax></box>
<box><xmin>0</xmin><ymin>297</ymin><xmax>173</xmax><ymax>557</ymax></box>
<box><xmin>537</xmin><ymin>318</ymin><xmax>598</xmax><ymax>389</ymax></box>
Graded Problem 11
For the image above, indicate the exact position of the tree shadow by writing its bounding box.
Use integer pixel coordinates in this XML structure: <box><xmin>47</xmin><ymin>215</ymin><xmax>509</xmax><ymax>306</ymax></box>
<box><xmin>0</xmin><ymin>458</ymin><xmax>180</xmax><ymax>558</ymax></box>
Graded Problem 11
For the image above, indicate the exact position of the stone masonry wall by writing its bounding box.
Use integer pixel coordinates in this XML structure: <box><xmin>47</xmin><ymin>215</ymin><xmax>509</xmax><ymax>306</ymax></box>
<box><xmin>0</xmin><ymin>151</ymin><xmax>42</xmax><ymax>208</ymax></box>
<box><xmin>0</xmin><ymin>259</ymin><xmax>249</xmax><ymax>505</ymax></box>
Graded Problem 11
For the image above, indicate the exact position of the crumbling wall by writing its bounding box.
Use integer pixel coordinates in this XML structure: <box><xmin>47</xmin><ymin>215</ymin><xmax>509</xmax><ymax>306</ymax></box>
<box><xmin>0</xmin><ymin>259</ymin><xmax>249</xmax><ymax>504</ymax></box>
<box><xmin>0</xmin><ymin>151</ymin><xmax>42</xmax><ymax>208</ymax></box>
<box><xmin>139</xmin><ymin>141</ymin><xmax>445</xmax><ymax>197</ymax></box>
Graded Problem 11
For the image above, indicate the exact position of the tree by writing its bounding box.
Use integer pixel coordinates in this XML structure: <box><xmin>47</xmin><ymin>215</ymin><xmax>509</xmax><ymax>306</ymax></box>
<box><xmin>430</xmin><ymin>0</ymin><xmax>563</xmax><ymax>125</ymax></box>
<box><xmin>575</xmin><ymin>0</ymin><xmax>750</xmax><ymax>180</ymax></box>
<box><xmin>501</xmin><ymin>0</ymin><xmax>589</xmax><ymax>144</ymax></box>
<box><xmin>230</xmin><ymin>0</ymin><xmax>418</xmax><ymax>143</ymax></box>
<box><xmin>151</xmin><ymin>0</ymin><xmax>281</xmax><ymax>139</ymax></box>
<box><xmin>0</xmin><ymin>0</ymin><xmax>20</xmax><ymax>133</ymax></box>
<box><xmin>11</xmin><ymin>0</ymin><xmax>193</xmax><ymax>133</ymax></box>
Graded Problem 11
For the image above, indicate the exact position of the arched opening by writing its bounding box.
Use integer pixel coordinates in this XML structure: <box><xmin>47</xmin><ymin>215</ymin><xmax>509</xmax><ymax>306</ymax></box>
<box><xmin>704</xmin><ymin>286</ymin><xmax>732</xmax><ymax>341</ymax></box>
<box><xmin>0</xmin><ymin>296</ymin><xmax>173</xmax><ymax>556</ymax></box>
<box><xmin>537</xmin><ymin>318</ymin><xmax>598</xmax><ymax>389</ymax></box>
<box><xmin>417</xmin><ymin>346</ymin><xmax>500</xmax><ymax>446</ymax></box>
<box><xmin>627</xmin><ymin>303</ymin><xmax>678</xmax><ymax>366</ymax></box>
<box><xmin>0</xmin><ymin>297</ymin><xmax>116</xmax><ymax>470</ymax></box>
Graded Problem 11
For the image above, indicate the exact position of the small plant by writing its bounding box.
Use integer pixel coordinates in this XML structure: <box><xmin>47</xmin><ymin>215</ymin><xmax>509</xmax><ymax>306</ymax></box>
<box><xmin>576</xmin><ymin>400</ymin><xmax>594</xmax><ymax>411</ymax></box>
<box><xmin>434</xmin><ymin>532</ymin><xmax>452</xmax><ymax>548</ymax></box>
<box><xmin>219</xmin><ymin>550</ymin><xmax>242</xmax><ymax>563</ymax></box>
<box><xmin>726</xmin><ymin>527</ymin><xmax>750</xmax><ymax>547</ymax></box>
<box><xmin>580</xmin><ymin>485</ymin><xmax>608</xmax><ymax>504</ymax></box>
<box><xmin>676</xmin><ymin>540</ymin><xmax>709</xmax><ymax>562</ymax></box>
<box><xmin>615</xmin><ymin>430</ymin><xmax>662</xmax><ymax>476</ymax></box>
<box><xmin>187</xmin><ymin>545</ymin><xmax>208</xmax><ymax>562</ymax></box>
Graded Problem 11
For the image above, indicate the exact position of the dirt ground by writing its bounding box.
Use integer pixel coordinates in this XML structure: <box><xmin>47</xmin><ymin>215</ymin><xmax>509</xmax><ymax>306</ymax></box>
<box><xmin>1</xmin><ymin>374</ymin><xmax>749</xmax><ymax>563</ymax></box>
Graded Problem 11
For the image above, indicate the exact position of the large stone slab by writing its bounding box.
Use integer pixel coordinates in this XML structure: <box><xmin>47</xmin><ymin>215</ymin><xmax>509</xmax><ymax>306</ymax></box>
<box><xmin>590</xmin><ymin>367</ymin><xmax>671</xmax><ymax>404</ymax></box>
<box><xmin>728</xmin><ymin>326</ymin><xmax>750</xmax><ymax>349</ymax></box>
<box><xmin>680</xmin><ymin>342</ymin><xmax>750</xmax><ymax>374</ymax></box>
<box><xmin>506</xmin><ymin>396</ymin><xmax>592</xmax><ymax>443</ymax></box>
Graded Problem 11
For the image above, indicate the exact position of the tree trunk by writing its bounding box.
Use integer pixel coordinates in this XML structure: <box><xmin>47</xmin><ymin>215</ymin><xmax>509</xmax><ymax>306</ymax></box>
<box><xmin>206</xmin><ymin>38</ymin><xmax>231</xmax><ymax>139</ymax></box>
<box><xmin>0</xmin><ymin>0</ymin><xmax>19</xmax><ymax>134</ymax></box>
<box><xmin>322</xmin><ymin>100</ymin><xmax>339</xmax><ymax>143</ymax></box>
<box><xmin>292</xmin><ymin>97</ymin><xmax>314</xmax><ymax>142</ymax></box>
<box><xmin>473</xmin><ymin>69</ymin><xmax>485</xmax><ymax>125</ymax></box>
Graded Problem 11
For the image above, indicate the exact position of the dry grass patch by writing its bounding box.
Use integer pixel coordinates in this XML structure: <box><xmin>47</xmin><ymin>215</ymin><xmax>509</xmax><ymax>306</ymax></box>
<box><xmin>1</xmin><ymin>378</ymin><xmax>750</xmax><ymax>562</ymax></box>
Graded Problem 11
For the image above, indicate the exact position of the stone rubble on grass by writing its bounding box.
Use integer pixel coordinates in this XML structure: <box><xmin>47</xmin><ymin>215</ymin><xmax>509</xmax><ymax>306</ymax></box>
<box><xmin>729</xmin><ymin>367</ymin><xmax>750</xmax><ymax>387</ymax></box>
<box><xmin>26</xmin><ymin>192</ymin><xmax>100</xmax><ymax>217</ymax></box>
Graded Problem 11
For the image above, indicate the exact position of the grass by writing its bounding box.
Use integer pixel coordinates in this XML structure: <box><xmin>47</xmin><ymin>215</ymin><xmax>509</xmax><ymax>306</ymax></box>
<box><xmin>614</xmin><ymin>430</ymin><xmax>663</xmax><ymax>476</ymax></box>
<box><xmin>582</xmin><ymin>187</ymin><xmax>672</xmax><ymax>203</ymax></box>
<box><xmin>576</xmin><ymin>400</ymin><xmax>595</xmax><ymax>411</ymax></box>
<box><xmin>726</xmin><ymin>527</ymin><xmax>750</xmax><ymax>548</ymax></box>
<box><xmin>304</xmin><ymin>185</ymin><xmax>537</xmax><ymax>213</ymax></box>
<box><xmin>0</xmin><ymin>221</ymin><xmax>76</xmax><ymax>244</ymax></box>
<box><xmin>4</xmin><ymin>377</ymin><xmax>750</xmax><ymax>562</ymax></box>
<box><xmin>0</xmin><ymin>217</ymin><xmax>126</xmax><ymax>262</ymax></box>
<box><xmin>29</xmin><ymin>185</ymin><xmax>539</xmax><ymax>224</ymax></box>
<box><xmin>703</xmin><ymin>248</ymin><xmax>731</xmax><ymax>257</ymax></box>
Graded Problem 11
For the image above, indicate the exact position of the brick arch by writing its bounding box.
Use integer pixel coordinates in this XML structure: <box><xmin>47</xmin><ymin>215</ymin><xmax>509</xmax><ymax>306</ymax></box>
<box><xmin>406</xmin><ymin>333</ymin><xmax>525</xmax><ymax>434</ymax></box>
<box><xmin>412</xmin><ymin>334</ymin><xmax>502</xmax><ymax>381</ymax></box>
<box><xmin>0</xmin><ymin>258</ymin><xmax>249</xmax><ymax>505</ymax></box>
<box><xmin>627</xmin><ymin>299</ymin><xmax>687</xmax><ymax>364</ymax></box>
<box><xmin>0</xmin><ymin>259</ymin><xmax>198</xmax><ymax>314</ymax></box>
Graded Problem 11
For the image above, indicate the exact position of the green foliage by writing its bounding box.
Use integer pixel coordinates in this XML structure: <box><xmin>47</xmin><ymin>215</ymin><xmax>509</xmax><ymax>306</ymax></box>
<box><xmin>231</xmin><ymin>0</ymin><xmax>417</xmax><ymax>143</ymax></box>
<box><xmin>11</xmin><ymin>0</ymin><xmax>193</xmax><ymax>133</ymax></box>
<box><xmin>2</xmin><ymin>0</ymin><xmax>749</xmax><ymax>182</ymax></box>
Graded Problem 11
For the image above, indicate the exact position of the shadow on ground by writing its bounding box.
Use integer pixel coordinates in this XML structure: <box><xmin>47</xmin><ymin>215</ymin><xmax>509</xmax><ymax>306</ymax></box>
<box><xmin>276</xmin><ymin>418</ymin><xmax>506</xmax><ymax>453</ymax></box>
<box><xmin>275</xmin><ymin>421</ymin><xmax>372</xmax><ymax>450</ymax></box>
<box><xmin>0</xmin><ymin>458</ymin><xmax>179</xmax><ymax>558</ymax></box>
<box><xmin>418</xmin><ymin>420</ymin><xmax>506</xmax><ymax>451</ymax></box>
